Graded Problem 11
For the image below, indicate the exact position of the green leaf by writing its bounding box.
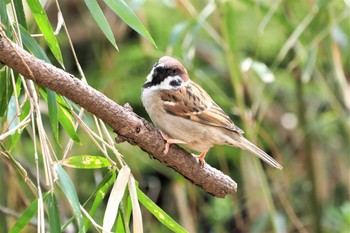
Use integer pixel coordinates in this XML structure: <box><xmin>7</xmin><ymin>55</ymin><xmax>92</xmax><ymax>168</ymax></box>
<box><xmin>0</xmin><ymin>0</ymin><xmax>11</xmax><ymax>36</ymax></box>
<box><xmin>7</xmin><ymin>96</ymin><xmax>19</xmax><ymax>131</ymax></box>
<box><xmin>57</xmin><ymin>105</ymin><xmax>80</xmax><ymax>144</ymax></box>
<box><xmin>38</xmin><ymin>88</ymin><xmax>79</xmax><ymax>144</ymax></box>
<box><xmin>0</xmin><ymin>68</ymin><xmax>12</xmax><ymax>117</ymax></box>
<box><xmin>55</xmin><ymin>164</ymin><xmax>85</xmax><ymax>232</ymax></box>
<box><xmin>14</xmin><ymin>0</ymin><xmax>28</xmax><ymax>29</ymax></box>
<box><xmin>137</xmin><ymin>188</ymin><xmax>187</xmax><ymax>233</ymax></box>
<box><xmin>103</xmin><ymin>166</ymin><xmax>130</xmax><ymax>232</ymax></box>
<box><xmin>47</xmin><ymin>89</ymin><xmax>59</xmax><ymax>143</ymax></box>
<box><xmin>84</xmin><ymin>0</ymin><xmax>118</xmax><ymax>50</ymax></box>
<box><xmin>25</xmin><ymin>0</ymin><xmax>64</xmax><ymax>66</ymax></box>
<box><xmin>115</xmin><ymin>212</ymin><xmax>127</xmax><ymax>233</ymax></box>
<box><xmin>47</xmin><ymin>192</ymin><xmax>61</xmax><ymax>233</ymax></box>
<box><xmin>9</xmin><ymin>193</ymin><xmax>49</xmax><ymax>233</ymax></box>
<box><xmin>20</xmin><ymin>25</ymin><xmax>51</xmax><ymax>62</ymax></box>
<box><xmin>9</xmin><ymin>99</ymin><xmax>30</xmax><ymax>151</ymax></box>
<box><xmin>84</xmin><ymin>170</ymin><xmax>116</xmax><ymax>231</ymax></box>
<box><xmin>104</xmin><ymin>0</ymin><xmax>156</xmax><ymax>47</ymax></box>
<box><xmin>62</xmin><ymin>155</ymin><xmax>111</xmax><ymax>169</ymax></box>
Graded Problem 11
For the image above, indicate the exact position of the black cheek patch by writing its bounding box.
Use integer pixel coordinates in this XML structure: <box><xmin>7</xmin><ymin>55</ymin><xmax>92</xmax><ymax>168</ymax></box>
<box><xmin>170</xmin><ymin>79</ymin><xmax>182</xmax><ymax>87</ymax></box>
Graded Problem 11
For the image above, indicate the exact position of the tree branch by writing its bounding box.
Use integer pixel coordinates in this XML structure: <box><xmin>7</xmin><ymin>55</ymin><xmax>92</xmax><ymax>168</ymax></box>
<box><xmin>0</xmin><ymin>30</ymin><xmax>237</xmax><ymax>197</ymax></box>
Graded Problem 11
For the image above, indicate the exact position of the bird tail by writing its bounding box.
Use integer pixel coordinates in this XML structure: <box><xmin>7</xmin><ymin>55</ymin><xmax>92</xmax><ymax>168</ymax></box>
<box><xmin>239</xmin><ymin>137</ymin><xmax>283</xmax><ymax>170</ymax></box>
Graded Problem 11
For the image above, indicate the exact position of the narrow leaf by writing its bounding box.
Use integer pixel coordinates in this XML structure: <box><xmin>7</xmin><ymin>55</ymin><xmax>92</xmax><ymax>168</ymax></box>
<box><xmin>104</xmin><ymin>0</ymin><xmax>156</xmax><ymax>47</ymax></box>
<box><xmin>14</xmin><ymin>0</ymin><xmax>28</xmax><ymax>29</ymax></box>
<box><xmin>47</xmin><ymin>192</ymin><xmax>61</xmax><ymax>233</ymax></box>
<box><xmin>137</xmin><ymin>187</ymin><xmax>187</xmax><ymax>233</ymax></box>
<box><xmin>0</xmin><ymin>0</ymin><xmax>10</xmax><ymax>36</ymax></box>
<box><xmin>9</xmin><ymin>99</ymin><xmax>30</xmax><ymax>151</ymax></box>
<box><xmin>57</xmin><ymin>105</ymin><xmax>80</xmax><ymax>144</ymax></box>
<box><xmin>84</xmin><ymin>0</ymin><xmax>118</xmax><ymax>49</ymax></box>
<box><xmin>55</xmin><ymin>164</ymin><xmax>85</xmax><ymax>232</ymax></box>
<box><xmin>20</xmin><ymin>25</ymin><xmax>51</xmax><ymax>62</ymax></box>
<box><xmin>0</xmin><ymin>68</ymin><xmax>13</xmax><ymax>117</ymax></box>
<box><xmin>62</xmin><ymin>155</ymin><xmax>111</xmax><ymax>169</ymax></box>
<box><xmin>26</xmin><ymin>0</ymin><xmax>64</xmax><ymax>66</ymax></box>
<box><xmin>84</xmin><ymin>170</ymin><xmax>116</xmax><ymax>231</ymax></box>
<box><xmin>128</xmin><ymin>176</ymin><xmax>143</xmax><ymax>233</ymax></box>
<box><xmin>9</xmin><ymin>193</ymin><xmax>49</xmax><ymax>233</ymax></box>
<box><xmin>115</xmin><ymin>212</ymin><xmax>126</xmax><ymax>233</ymax></box>
<box><xmin>103</xmin><ymin>166</ymin><xmax>130</xmax><ymax>233</ymax></box>
<box><xmin>47</xmin><ymin>89</ymin><xmax>59</xmax><ymax>143</ymax></box>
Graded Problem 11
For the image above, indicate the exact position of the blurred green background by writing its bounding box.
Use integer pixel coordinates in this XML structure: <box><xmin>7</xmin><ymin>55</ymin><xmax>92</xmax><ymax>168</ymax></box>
<box><xmin>0</xmin><ymin>0</ymin><xmax>349</xmax><ymax>232</ymax></box>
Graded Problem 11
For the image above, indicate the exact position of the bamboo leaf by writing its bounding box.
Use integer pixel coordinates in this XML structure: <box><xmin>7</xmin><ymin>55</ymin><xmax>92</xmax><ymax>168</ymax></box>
<box><xmin>103</xmin><ymin>166</ymin><xmax>130</xmax><ymax>233</ymax></box>
<box><xmin>20</xmin><ymin>25</ymin><xmax>50</xmax><ymax>62</ymax></box>
<box><xmin>104</xmin><ymin>0</ymin><xmax>156</xmax><ymax>47</ymax></box>
<box><xmin>62</xmin><ymin>155</ymin><xmax>111</xmax><ymax>169</ymax></box>
<box><xmin>13</xmin><ymin>0</ymin><xmax>28</xmax><ymax>29</ymax></box>
<box><xmin>9</xmin><ymin>193</ymin><xmax>49</xmax><ymax>233</ymax></box>
<box><xmin>84</xmin><ymin>170</ymin><xmax>116</xmax><ymax>232</ymax></box>
<box><xmin>84</xmin><ymin>0</ymin><xmax>118</xmax><ymax>50</ymax></box>
<box><xmin>47</xmin><ymin>89</ymin><xmax>59</xmax><ymax>143</ymax></box>
<box><xmin>0</xmin><ymin>68</ymin><xmax>13</xmax><ymax>117</ymax></box>
<box><xmin>55</xmin><ymin>164</ymin><xmax>85</xmax><ymax>232</ymax></box>
<box><xmin>128</xmin><ymin>176</ymin><xmax>143</xmax><ymax>233</ymax></box>
<box><xmin>137</xmin><ymin>187</ymin><xmax>187</xmax><ymax>233</ymax></box>
<box><xmin>57</xmin><ymin>105</ymin><xmax>80</xmax><ymax>144</ymax></box>
<box><xmin>47</xmin><ymin>192</ymin><xmax>61</xmax><ymax>233</ymax></box>
<box><xmin>25</xmin><ymin>0</ymin><xmax>64</xmax><ymax>66</ymax></box>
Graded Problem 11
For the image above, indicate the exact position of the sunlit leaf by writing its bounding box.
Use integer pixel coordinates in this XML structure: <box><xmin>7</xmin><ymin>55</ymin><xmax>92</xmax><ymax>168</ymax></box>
<box><xmin>84</xmin><ymin>170</ymin><xmax>116</xmax><ymax>231</ymax></box>
<box><xmin>62</xmin><ymin>155</ymin><xmax>111</xmax><ymax>169</ymax></box>
<box><xmin>128</xmin><ymin>175</ymin><xmax>143</xmax><ymax>233</ymax></box>
<box><xmin>115</xmin><ymin>213</ymin><xmax>126</xmax><ymax>233</ymax></box>
<box><xmin>104</xmin><ymin>0</ymin><xmax>156</xmax><ymax>47</ymax></box>
<box><xmin>55</xmin><ymin>164</ymin><xmax>85</xmax><ymax>232</ymax></box>
<box><xmin>241</xmin><ymin>58</ymin><xmax>275</xmax><ymax>83</ymax></box>
<box><xmin>26</xmin><ymin>0</ymin><xmax>64</xmax><ymax>66</ymax></box>
<box><xmin>103</xmin><ymin>166</ymin><xmax>130</xmax><ymax>232</ymax></box>
<box><xmin>57</xmin><ymin>105</ymin><xmax>80</xmax><ymax>144</ymax></box>
<box><xmin>137</xmin><ymin>187</ymin><xmax>187</xmax><ymax>233</ymax></box>
<box><xmin>84</xmin><ymin>0</ymin><xmax>118</xmax><ymax>50</ymax></box>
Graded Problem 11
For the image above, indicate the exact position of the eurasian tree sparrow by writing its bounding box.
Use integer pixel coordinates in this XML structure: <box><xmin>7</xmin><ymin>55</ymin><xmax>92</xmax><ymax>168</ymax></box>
<box><xmin>141</xmin><ymin>56</ymin><xmax>282</xmax><ymax>170</ymax></box>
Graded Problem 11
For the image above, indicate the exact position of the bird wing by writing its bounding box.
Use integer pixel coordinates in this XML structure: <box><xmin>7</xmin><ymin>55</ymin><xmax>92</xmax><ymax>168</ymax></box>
<box><xmin>159</xmin><ymin>82</ymin><xmax>244</xmax><ymax>134</ymax></box>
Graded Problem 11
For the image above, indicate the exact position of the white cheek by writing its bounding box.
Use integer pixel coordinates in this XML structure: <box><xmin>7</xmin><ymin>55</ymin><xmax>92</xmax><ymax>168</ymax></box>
<box><xmin>148</xmin><ymin>75</ymin><xmax>183</xmax><ymax>91</ymax></box>
<box><xmin>146</xmin><ymin>68</ymin><xmax>155</xmax><ymax>83</ymax></box>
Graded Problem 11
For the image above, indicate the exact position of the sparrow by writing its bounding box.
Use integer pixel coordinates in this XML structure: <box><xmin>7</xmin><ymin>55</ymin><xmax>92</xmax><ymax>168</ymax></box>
<box><xmin>141</xmin><ymin>56</ymin><xmax>283</xmax><ymax>170</ymax></box>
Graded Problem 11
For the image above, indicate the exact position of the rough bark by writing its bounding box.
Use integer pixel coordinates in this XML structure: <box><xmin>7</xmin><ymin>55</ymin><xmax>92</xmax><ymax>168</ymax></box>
<box><xmin>0</xmin><ymin>30</ymin><xmax>237</xmax><ymax>197</ymax></box>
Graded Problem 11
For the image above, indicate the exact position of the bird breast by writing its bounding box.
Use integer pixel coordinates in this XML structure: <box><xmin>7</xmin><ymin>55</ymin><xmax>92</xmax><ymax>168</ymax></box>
<box><xmin>142</xmin><ymin>89</ymin><xmax>233</xmax><ymax>152</ymax></box>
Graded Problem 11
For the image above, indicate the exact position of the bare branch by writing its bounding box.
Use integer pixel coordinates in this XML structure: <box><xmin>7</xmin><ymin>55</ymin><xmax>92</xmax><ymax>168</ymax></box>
<box><xmin>0</xmin><ymin>30</ymin><xmax>237</xmax><ymax>197</ymax></box>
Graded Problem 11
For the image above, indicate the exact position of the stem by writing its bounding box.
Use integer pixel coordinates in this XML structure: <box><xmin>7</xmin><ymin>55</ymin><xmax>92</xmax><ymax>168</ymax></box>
<box><xmin>296</xmin><ymin>73</ymin><xmax>321</xmax><ymax>232</ymax></box>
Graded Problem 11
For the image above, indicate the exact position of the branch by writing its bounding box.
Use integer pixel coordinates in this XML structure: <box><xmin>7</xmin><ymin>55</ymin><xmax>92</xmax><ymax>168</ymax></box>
<box><xmin>0</xmin><ymin>30</ymin><xmax>237</xmax><ymax>197</ymax></box>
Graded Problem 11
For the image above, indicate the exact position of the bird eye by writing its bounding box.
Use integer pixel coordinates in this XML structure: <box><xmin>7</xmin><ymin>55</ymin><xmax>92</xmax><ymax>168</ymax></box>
<box><xmin>170</xmin><ymin>68</ymin><xmax>177</xmax><ymax>76</ymax></box>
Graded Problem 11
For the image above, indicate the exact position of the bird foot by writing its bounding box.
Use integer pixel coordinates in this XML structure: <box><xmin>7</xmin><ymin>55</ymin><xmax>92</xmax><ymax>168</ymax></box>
<box><xmin>159</xmin><ymin>130</ymin><xmax>187</xmax><ymax>154</ymax></box>
<box><xmin>192</xmin><ymin>149</ymin><xmax>209</xmax><ymax>167</ymax></box>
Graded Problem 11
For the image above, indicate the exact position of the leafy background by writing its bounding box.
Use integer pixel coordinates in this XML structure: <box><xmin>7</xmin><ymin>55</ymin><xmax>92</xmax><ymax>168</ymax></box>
<box><xmin>0</xmin><ymin>0</ymin><xmax>349</xmax><ymax>233</ymax></box>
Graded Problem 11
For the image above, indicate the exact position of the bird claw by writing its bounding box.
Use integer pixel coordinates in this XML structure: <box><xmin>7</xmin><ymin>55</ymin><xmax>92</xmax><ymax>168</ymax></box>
<box><xmin>159</xmin><ymin>130</ymin><xmax>187</xmax><ymax>154</ymax></box>
<box><xmin>192</xmin><ymin>149</ymin><xmax>209</xmax><ymax>167</ymax></box>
